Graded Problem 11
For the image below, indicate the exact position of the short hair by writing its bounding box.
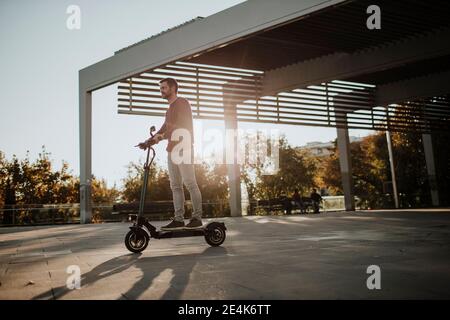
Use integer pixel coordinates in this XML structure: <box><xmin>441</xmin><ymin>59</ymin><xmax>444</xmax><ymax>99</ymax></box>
<box><xmin>159</xmin><ymin>77</ymin><xmax>178</xmax><ymax>93</ymax></box>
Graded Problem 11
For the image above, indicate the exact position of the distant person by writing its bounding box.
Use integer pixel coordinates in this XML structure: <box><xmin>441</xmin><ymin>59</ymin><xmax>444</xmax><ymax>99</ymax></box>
<box><xmin>280</xmin><ymin>193</ymin><xmax>292</xmax><ymax>215</ymax></box>
<box><xmin>310</xmin><ymin>188</ymin><xmax>322</xmax><ymax>213</ymax></box>
<box><xmin>292</xmin><ymin>189</ymin><xmax>305</xmax><ymax>214</ymax></box>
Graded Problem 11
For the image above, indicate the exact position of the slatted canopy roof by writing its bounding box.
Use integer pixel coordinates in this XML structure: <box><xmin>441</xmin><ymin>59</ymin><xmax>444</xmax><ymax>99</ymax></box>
<box><xmin>186</xmin><ymin>0</ymin><xmax>450</xmax><ymax>71</ymax></box>
<box><xmin>113</xmin><ymin>0</ymin><xmax>450</xmax><ymax>133</ymax></box>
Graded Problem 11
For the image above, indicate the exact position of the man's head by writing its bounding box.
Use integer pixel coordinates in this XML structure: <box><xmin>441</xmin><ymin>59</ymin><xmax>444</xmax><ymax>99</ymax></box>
<box><xmin>159</xmin><ymin>77</ymin><xmax>178</xmax><ymax>100</ymax></box>
<box><xmin>312</xmin><ymin>188</ymin><xmax>317</xmax><ymax>193</ymax></box>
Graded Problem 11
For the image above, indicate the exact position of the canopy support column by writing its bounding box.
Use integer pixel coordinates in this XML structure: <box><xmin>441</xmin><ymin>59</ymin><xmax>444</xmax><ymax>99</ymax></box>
<box><xmin>79</xmin><ymin>87</ymin><xmax>92</xmax><ymax>224</ymax></box>
<box><xmin>336</xmin><ymin>122</ymin><xmax>355</xmax><ymax>211</ymax></box>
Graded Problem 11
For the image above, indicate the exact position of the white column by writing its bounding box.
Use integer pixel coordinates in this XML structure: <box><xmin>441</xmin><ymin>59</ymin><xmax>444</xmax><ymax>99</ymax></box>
<box><xmin>224</xmin><ymin>103</ymin><xmax>242</xmax><ymax>217</ymax></box>
<box><xmin>422</xmin><ymin>133</ymin><xmax>440</xmax><ymax>206</ymax></box>
<box><xmin>386</xmin><ymin>131</ymin><xmax>400</xmax><ymax>208</ymax></box>
<box><xmin>336</xmin><ymin>125</ymin><xmax>355</xmax><ymax>211</ymax></box>
<box><xmin>79</xmin><ymin>88</ymin><xmax>92</xmax><ymax>224</ymax></box>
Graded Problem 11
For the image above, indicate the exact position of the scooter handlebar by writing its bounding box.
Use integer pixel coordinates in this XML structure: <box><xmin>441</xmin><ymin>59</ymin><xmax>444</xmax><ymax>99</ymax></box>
<box><xmin>134</xmin><ymin>125</ymin><xmax>160</xmax><ymax>148</ymax></box>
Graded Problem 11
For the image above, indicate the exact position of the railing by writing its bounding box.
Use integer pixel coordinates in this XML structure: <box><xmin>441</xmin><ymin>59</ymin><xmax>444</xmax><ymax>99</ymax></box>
<box><xmin>1</xmin><ymin>203</ymin><xmax>92</xmax><ymax>226</ymax></box>
<box><xmin>112</xmin><ymin>200</ymin><xmax>231</xmax><ymax>221</ymax></box>
<box><xmin>322</xmin><ymin>196</ymin><xmax>346</xmax><ymax>212</ymax></box>
<box><xmin>243</xmin><ymin>195</ymin><xmax>361</xmax><ymax>215</ymax></box>
<box><xmin>0</xmin><ymin>200</ymin><xmax>232</xmax><ymax>226</ymax></box>
<box><xmin>1</xmin><ymin>196</ymin><xmax>362</xmax><ymax>226</ymax></box>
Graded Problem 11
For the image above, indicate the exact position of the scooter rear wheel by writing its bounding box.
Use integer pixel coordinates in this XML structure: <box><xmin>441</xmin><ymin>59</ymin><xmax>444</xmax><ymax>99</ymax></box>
<box><xmin>125</xmin><ymin>229</ymin><xmax>149</xmax><ymax>253</ymax></box>
<box><xmin>204</xmin><ymin>226</ymin><xmax>226</xmax><ymax>247</ymax></box>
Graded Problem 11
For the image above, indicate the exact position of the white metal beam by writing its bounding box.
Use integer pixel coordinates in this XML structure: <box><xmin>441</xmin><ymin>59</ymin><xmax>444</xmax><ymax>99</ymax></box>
<box><xmin>79</xmin><ymin>0</ymin><xmax>346</xmax><ymax>92</ymax></box>
<box><xmin>79</xmin><ymin>79</ymin><xmax>92</xmax><ymax>224</ymax></box>
<box><xmin>225</xmin><ymin>111</ymin><xmax>242</xmax><ymax>217</ymax></box>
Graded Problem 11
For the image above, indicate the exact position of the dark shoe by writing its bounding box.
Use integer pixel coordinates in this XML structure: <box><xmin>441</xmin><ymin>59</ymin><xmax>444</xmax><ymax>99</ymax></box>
<box><xmin>185</xmin><ymin>218</ymin><xmax>203</xmax><ymax>229</ymax></box>
<box><xmin>161</xmin><ymin>219</ymin><xmax>185</xmax><ymax>230</ymax></box>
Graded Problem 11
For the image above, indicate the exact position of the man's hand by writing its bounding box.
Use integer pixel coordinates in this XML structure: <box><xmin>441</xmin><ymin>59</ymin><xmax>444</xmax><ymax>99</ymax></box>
<box><xmin>153</xmin><ymin>133</ymin><xmax>165</xmax><ymax>143</ymax></box>
<box><xmin>135</xmin><ymin>133</ymin><xmax>164</xmax><ymax>150</ymax></box>
<box><xmin>136</xmin><ymin>141</ymin><xmax>148</xmax><ymax>150</ymax></box>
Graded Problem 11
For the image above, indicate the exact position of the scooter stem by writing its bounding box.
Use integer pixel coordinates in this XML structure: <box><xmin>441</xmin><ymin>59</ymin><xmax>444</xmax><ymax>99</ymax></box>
<box><xmin>137</xmin><ymin>128</ymin><xmax>157</xmax><ymax>218</ymax></box>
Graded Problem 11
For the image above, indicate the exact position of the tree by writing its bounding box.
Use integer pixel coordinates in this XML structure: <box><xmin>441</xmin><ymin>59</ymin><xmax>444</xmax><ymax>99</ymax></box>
<box><xmin>0</xmin><ymin>146</ymin><xmax>119</xmax><ymax>224</ymax></box>
<box><xmin>241</xmin><ymin>134</ymin><xmax>318</xmax><ymax>200</ymax></box>
<box><xmin>319</xmin><ymin>124</ymin><xmax>441</xmax><ymax>209</ymax></box>
<box><xmin>319</xmin><ymin>133</ymin><xmax>392</xmax><ymax>208</ymax></box>
<box><xmin>120</xmin><ymin>158</ymin><xmax>228</xmax><ymax>203</ymax></box>
<box><xmin>120</xmin><ymin>159</ymin><xmax>167</xmax><ymax>202</ymax></box>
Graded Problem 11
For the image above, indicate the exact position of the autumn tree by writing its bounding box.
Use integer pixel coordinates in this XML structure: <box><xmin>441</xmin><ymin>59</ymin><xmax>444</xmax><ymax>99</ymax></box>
<box><xmin>241</xmin><ymin>134</ymin><xmax>318</xmax><ymax>200</ymax></box>
<box><xmin>120</xmin><ymin>158</ymin><xmax>228</xmax><ymax>203</ymax></box>
<box><xmin>0</xmin><ymin>147</ymin><xmax>119</xmax><ymax>224</ymax></box>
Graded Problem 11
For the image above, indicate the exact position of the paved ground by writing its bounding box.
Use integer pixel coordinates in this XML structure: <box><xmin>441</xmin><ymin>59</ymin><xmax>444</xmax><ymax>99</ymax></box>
<box><xmin>1</xmin><ymin>209</ymin><xmax>450</xmax><ymax>300</ymax></box>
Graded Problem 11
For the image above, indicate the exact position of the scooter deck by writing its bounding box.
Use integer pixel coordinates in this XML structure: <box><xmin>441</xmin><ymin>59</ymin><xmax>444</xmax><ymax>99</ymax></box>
<box><xmin>155</xmin><ymin>228</ymin><xmax>205</xmax><ymax>239</ymax></box>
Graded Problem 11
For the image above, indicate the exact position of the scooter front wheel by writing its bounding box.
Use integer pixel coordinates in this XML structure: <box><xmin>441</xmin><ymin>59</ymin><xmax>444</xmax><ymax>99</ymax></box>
<box><xmin>125</xmin><ymin>229</ymin><xmax>149</xmax><ymax>253</ymax></box>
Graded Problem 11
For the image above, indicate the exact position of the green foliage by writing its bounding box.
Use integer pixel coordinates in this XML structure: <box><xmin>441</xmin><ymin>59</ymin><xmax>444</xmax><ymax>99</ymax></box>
<box><xmin>319</xmin><ymin>128</ymin><xmax>444</xmax><ymax>209</ymax></box>
<box><xmin>241</xmin><ymin>134</ymin><xmax>318</xmax><ymax>200</ymax></box>
<box><xmin>0</xmin><ymin>147</ymin><xmax>79</xmax><ymax>206</ymax></box>
<box><xmin>120</xmin><ymin>158</ymin><xmax>228</xmax><ymax>202</ymax></box>
<box><xmin>0</xmin><ymin>146</ymin><xmax>119</xmax><ymax>224</ymax></box>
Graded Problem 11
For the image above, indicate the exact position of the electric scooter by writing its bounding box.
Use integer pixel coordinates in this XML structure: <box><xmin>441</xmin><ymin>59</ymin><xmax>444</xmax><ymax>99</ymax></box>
<box><xmin>124</xmin><ymin>125</ymin><xmax>227</xmax><ymax>253</ymax></box>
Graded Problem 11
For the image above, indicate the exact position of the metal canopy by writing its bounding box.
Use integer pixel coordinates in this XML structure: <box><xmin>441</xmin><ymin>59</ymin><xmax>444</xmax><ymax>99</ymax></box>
<box><xmin>188</xmin><ymin>0</ymin><xmax>450</xmax><ymax>72</ymax></box>
<box><xmin>118</xmin><ymin>61</ymin><xmax>449</xmax><ymax>133</ymax></box>
<box><xmin>81</xmin><ymin>0</ymin><xmax>450</xmax><ymax>223</ymax></box>
<box><xmin>118</xmin><ymin>62</ymin><xmax>379</xmax><ymax>130</ymax></box>
<box><xmin>116</xmin><ymin>0</ymin><xmax>450</xmax><ymax>133</ymax></box>
<box><xmin>80</xmin><ymin>0</ymin><xmax>347</xmax><ymax>91</ymax></box>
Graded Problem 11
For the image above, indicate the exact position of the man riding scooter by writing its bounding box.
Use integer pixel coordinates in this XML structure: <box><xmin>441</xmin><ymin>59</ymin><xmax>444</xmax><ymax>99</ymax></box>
<box><xmin>137</xmin><ymin>77</ymin><xmax>203</xmax><ymax>230</ymax></box>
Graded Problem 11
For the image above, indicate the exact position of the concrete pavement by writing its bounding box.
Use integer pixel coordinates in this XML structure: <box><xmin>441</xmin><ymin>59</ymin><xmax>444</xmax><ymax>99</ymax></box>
<box><xmin>1</xmin><ymin>209</ymin><xmax>449</xmax><ymax>299</ymax></box>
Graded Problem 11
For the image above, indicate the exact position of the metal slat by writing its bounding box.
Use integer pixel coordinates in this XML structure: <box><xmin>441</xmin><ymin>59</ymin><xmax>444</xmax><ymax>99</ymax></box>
<box><xmin>118</xmin><ymin>61</ymin><xmax>450</xmax><ymax>133</ymax></box>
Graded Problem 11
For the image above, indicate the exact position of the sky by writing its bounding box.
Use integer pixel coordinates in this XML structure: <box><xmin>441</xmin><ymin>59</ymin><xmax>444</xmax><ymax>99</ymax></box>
<box><xmin>0</xmin><ymin>0</ymin><xmax>370</xmax><ymax>189</ymax></box>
